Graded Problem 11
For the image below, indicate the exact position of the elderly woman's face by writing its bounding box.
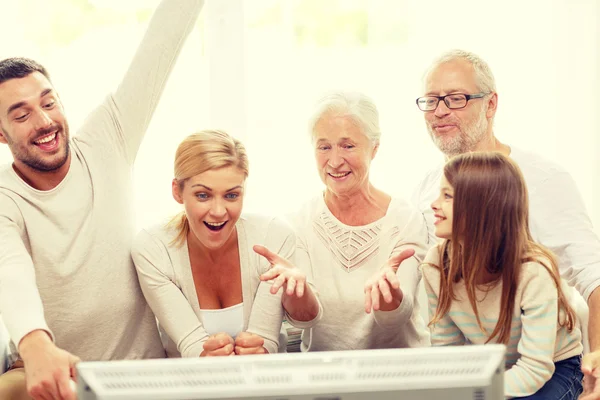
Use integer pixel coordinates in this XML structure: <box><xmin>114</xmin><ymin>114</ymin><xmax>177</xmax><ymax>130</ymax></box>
<box><xmin>313</xmin><ymin>113</ymin><xmax>377</xmax><ymax>196</ymax></box>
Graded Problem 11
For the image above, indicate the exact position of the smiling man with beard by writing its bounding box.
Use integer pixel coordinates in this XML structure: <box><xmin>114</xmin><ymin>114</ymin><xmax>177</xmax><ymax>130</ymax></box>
<box><xmin>0</xmin><ymin>1</ymin><xmax>205</xmax><ymax>399</ymax></box>
<box><xmin>0</xmin><ymin>63</ymin><xmax>71</xmax><ymax>188</ymax></box>
<box><xmin>412</xmin><ymin>49</ymin><xmax>600</xmax><ymax>400</ymax></box>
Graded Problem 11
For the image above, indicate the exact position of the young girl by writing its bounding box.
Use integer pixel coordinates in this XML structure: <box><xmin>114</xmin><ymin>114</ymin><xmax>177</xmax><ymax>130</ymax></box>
<box><xmin>422</xmin><ymin>152</ymin><xmax>583</xmax><ymax>399</ymax></box>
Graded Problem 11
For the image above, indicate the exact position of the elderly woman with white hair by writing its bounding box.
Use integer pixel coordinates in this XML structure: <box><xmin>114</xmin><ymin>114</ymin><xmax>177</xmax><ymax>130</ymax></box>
<box><xmin>287</xmin><ymin>92</ymin><xmax>431</xmax><ymax>351</ymax></box>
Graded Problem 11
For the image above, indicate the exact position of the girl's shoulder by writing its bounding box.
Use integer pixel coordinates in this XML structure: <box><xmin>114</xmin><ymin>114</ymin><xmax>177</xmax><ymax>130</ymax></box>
<box><xmin>423</xmin><ymin>243</ymin><xmax>443</xmax><ymax>265</ymax></box>
<box><xmin>516</xmin><ymin>257</ymin><xmax>559</xmax><ymax>296</ymax></box>
<box><xmin>519</xmin><ymin>256</ymin><xmax>555</xmax><ymax>278</ymax></box>
<box><xmin>420</xmin><ymin>244</ymin><xmax>444</xmax><ymax>276</ymax></box>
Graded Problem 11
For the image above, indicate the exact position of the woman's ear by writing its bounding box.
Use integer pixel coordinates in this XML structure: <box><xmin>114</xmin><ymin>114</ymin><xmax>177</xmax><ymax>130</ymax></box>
<box><xmin>172</xmin><ymin>179</ymin><xmax>184</xmax><ymax>204</ymax></box>
<box><xmin>371</xmin><ymin>142</ymin><xmax>379</xmax><ymax>160</ymax></box>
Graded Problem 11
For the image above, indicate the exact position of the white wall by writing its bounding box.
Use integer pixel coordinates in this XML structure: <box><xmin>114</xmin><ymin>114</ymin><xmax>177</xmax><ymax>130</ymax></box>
<box><xmin>0</xmin><ymin>0</ymin><xmax>598</xmax><ymax>234</ymax></box>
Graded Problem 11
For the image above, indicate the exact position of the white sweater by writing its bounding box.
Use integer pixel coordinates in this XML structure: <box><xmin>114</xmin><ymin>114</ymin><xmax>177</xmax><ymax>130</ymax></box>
<box><xmin>288</xmin><ymin>194</ymin><xmax>431</xmax><ymax>351</ymax></box>
<box><xmin>0</xmin><ymin>0</ymin><xmax>205</xmax><ymax>360</ymax></box>
<box><xmin>132</xmin><ymin>215</ymin><xmax>293</xmax><ymax>357</ymax></box>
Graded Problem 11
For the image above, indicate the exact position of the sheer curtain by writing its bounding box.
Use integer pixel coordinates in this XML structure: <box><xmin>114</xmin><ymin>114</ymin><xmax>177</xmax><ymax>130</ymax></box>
<box><xmin>238</xmin><ymin>0</ymin><xmax>600</xmax><ymax>233</ymax></box>
<box><xmin>0</xmin><ymin>0</ymin><xmax>598</xmax><ymax>234</ymax></box>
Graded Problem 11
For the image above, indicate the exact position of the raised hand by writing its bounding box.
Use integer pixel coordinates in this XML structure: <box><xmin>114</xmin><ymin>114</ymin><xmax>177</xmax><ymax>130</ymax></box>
<box><xmin>234</xmin><ymin>332</ymin><xmax>268</xmax><ymax>355</ymax></box>
<box><xmin>254</xmin><ymin>244</ymin><xmax>320</xmax><ymax>322</ymax></box>
<box><xmin>254</xmin><ymin>245</ymin><xmax>307</xmax><ymax>297</ymax></box>
<box><xmin>364</xmin><ymin>248</ymin><xmax>416</xmax><ymax>314</ymax></box>
<box><xmin>200</xmin><ymin>332</ymin><xmax>235</xmax><ymax>357</ymax></box>
<box><xmin>20</xmin><ymin>330</ymin><xmax>79</xmax><ymax>400</ymax></box>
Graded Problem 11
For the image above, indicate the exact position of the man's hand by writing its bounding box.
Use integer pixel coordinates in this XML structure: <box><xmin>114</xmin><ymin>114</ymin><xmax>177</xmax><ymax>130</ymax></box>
<box><xmin>580</xmin><ymin>351</ymin><xmax>600</xmax><ymax>399</ymax></box>
<box><xmin>234</xmin><ymin>332</ymin><xmax>267</xmax><ymax>355</ymax></box>
<box><xmin>255</xmin><ymin>245</ymin><xmax>307</xmax><ymax>297</ymax></box>
<box><xmin>364</xmin><ymin>248</ymin><xmax>415</xmax><ymax>313</ymax></box>
<box><xmin>19</xmin><ymin>330</ymin><xmax>79</xmax><ymax>400</ymax></box>
<box><xmin>200</xmin><ymin>333</ymin><xmax>235</xmax><ymax>357</ymax></box>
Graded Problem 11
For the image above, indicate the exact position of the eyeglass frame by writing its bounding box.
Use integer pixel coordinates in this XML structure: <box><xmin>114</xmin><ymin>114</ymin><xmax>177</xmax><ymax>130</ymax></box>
<box><xmin>415</xmin><ymin>92</ymin><xmax>491</xmax><ymax>112</ymax></box>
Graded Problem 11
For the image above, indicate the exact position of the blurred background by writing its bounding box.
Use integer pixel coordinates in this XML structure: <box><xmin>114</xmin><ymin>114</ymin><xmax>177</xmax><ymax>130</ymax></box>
<box><xmin>0</xmin><ymin>0</ymin><xmax>598</xmax><ymax>235</ymax></box>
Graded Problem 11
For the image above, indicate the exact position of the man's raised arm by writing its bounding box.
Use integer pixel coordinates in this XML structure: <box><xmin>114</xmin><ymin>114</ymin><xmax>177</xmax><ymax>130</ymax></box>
<box><xmin>83</xmin><ymin>0</ymin><xmax>206</xmax><ymax>164</ymax></box>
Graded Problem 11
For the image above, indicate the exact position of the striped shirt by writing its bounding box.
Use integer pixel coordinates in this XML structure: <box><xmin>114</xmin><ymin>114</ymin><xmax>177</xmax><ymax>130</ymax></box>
<box><xmin>421</xmin><ymin>245</ymin><xmax>583</xmax><ymax>398</ymax></box>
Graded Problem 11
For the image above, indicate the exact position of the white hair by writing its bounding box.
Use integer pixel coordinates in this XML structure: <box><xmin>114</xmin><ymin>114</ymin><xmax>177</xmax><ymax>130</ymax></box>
<box><xmin>426</xmin><ymin>49</ymin><xmax>497</xmax><ymax>93</ymax></box>
<box><xmin>308</xmin><ymin>91</ymin><xmax>381</xmax><ymax>144</ymax></box>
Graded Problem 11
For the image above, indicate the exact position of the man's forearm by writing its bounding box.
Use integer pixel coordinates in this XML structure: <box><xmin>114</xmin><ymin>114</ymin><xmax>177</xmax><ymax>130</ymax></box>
<box><xmin>587</xmin><ymin>286</ymin><xmax>600</xmax><ymax>351</ymax></box>
<box><xmin>112</xmin><ymin>0</ymin><xmax>206</xmax><ymax>161</ymax></box>
<box><xmin>18</xmin><ymin>330</ymin><xmax>53</xmax><ymax>359</ymax></box>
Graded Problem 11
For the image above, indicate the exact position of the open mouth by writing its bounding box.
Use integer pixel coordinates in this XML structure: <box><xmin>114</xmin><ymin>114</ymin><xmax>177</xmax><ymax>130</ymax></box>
<box><xmin>328</xmin><ymin>171</ymin><xmax>351</xmax><ymax>179</ymax></box>
<box><xmin>434</xmin><ymin>215</ymin><xmax>446</xmax><ymax>225</ymax></box>
<box><xmin>204</xmin><ymin>221</ymin><xmax>227</xmax><ymax>232</ymax></box>
<box><xmin>33</xmin><ymin>131</ymin><xmax>59</xmax><ymax>151</ymax></box>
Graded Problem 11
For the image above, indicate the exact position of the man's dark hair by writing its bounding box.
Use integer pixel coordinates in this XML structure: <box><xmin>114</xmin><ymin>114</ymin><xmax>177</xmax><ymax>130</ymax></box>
<box><xmin>0</xmin><ymin>57</ymin><xmax>51</xmax><ymax>85</ymax></box>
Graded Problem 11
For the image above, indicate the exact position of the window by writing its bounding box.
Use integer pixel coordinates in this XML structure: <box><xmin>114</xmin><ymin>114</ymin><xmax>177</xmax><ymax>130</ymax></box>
<box><xmin>1</xmin><ymin>0</ymin><xmax>598</xmax><ymax>234</ymax></box>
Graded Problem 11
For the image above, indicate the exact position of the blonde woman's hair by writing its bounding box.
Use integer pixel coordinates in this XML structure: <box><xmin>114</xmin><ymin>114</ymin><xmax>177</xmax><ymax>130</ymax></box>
<box><xmin>169</xmin><ymin>129</ymin><xmax>248</xmax><ymax>246</ymax></box>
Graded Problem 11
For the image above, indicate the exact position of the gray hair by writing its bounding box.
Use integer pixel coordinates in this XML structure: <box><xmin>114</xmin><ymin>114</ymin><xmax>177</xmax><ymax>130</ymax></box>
<box><xmin>308</xmin><ymin>91</ymin><xmax>381</xmax><ymax>145</ymax></box>
<box><xmin>426</xmin><ymin>49</ymin><xmax>497</xmax><ymax>93</ymax></box>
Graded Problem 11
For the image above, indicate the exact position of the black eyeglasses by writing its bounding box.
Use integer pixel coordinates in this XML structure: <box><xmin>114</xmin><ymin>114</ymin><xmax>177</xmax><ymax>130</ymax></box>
<box><xmin>416</xmin><ymin>93</ymin><xmax>490</xmax><ymax>112</ymax></box>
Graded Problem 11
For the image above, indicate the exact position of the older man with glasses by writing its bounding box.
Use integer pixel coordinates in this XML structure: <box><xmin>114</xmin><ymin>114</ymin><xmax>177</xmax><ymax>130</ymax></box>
<box><xmin>412</xmin><ymin>49</ymin><xmax>600</xmax><ymax>400</ymax></box>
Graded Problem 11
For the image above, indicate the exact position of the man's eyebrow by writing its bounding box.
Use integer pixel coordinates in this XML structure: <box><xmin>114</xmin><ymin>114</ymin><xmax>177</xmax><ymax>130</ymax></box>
<box><xmin>6</xmin><ymin>88</ymin><xmax>54</xmax><ymax>115</ymax></box>
<box><xmin>425</xmin><ymin>88</ymin><xmax>469</xmax><ymax>96</ymax></box>
<box><xmin>6</xmin><ymin>101</ymin><xmax>26</xmax><ymax>115</ymax></box>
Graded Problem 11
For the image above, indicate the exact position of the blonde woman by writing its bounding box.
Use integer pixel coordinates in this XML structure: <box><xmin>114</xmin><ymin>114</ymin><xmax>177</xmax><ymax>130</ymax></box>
<box><xmin>132</xmin><ymin>130</ymin><xmax>321</xmax><ymax>357</ymax></box>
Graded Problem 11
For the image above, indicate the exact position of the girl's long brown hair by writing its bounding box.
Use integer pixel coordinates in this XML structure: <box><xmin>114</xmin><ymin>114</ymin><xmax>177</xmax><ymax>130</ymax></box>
<box><xmin>429</xmin><ymin>152</ymin><xmax>575</xmax><ymax>344</ymax></box>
